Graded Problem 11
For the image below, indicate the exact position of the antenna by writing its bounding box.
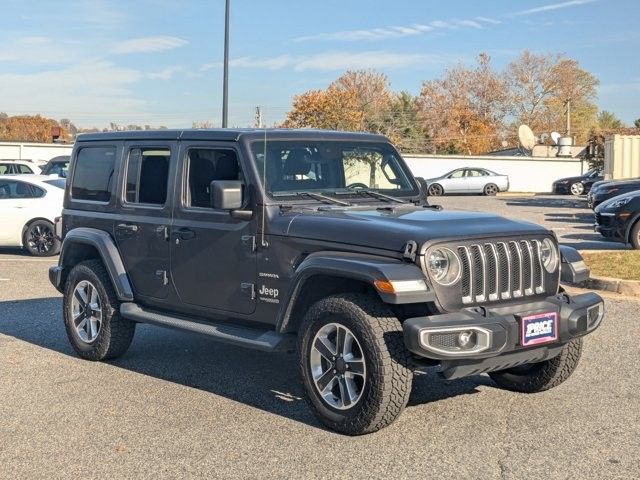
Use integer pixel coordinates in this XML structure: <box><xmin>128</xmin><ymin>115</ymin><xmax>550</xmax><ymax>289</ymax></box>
<box><xmin>260</xmin><ymin>127</ymin><xmax>268</xmax><ymax>248</ymax></box>
<box><xmin>551</xmin><ymin>131</ymin><xmax>561</xmax><ymax>145</ymax></box>
<box><xmin>518</xmin><ymin>125</ymin><xmax>536</xmax><ymax>150</ymax></box>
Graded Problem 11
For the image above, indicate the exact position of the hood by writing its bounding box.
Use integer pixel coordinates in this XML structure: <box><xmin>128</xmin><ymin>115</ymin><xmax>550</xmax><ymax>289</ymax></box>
<box><xmin>595</xmin><ymin>190</ymin><xmax>640</xmax><ymax>212</ymax></box>
<box><xmin>593</xmin><ymin>178</ymin><xmax>640</xmax><ymax>195</ymax></box>
<box><xmin>281</xmin><ymin>205</ymin><xmax>548</xmax><ymax>252</ymax></box>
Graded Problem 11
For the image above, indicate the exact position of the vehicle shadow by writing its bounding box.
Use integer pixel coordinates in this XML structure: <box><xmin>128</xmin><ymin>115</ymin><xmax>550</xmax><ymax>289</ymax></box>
<box><xmin>0</xmin><ymin>297</ymin><xmax>492</xmax><ymax>432</ymax></box>
<box><xmin>502</xmin><ymin>197</ymin><xmax>587</xmax><ymax>209</ymax></box>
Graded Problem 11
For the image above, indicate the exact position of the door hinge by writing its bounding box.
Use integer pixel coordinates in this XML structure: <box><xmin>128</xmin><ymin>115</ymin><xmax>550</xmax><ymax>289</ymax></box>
<box><xmin>241</xmin><ymin>235</ymin><xmax>257</xmax><ymax>252</ymax></box>
<box><xmin>240</xmin><ymin>282</ymin><xmax>256</xmax><ymax>300</ymax></box>
<box><xmin>155</xmin><ymin>270</ymin><xmax>169</xmax><ymax>286</ymax></box>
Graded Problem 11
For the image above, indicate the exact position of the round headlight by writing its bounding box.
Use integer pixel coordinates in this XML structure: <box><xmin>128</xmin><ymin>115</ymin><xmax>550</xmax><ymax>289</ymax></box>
<box><xmin>428</xmin><ymin>248</ymin><xmax>461</xmax><ymax>285</ymax></box>
<box><xmin>540</xmin><ymin>238</ymin><xmax>559</xmax><ymax>273</ymax></box>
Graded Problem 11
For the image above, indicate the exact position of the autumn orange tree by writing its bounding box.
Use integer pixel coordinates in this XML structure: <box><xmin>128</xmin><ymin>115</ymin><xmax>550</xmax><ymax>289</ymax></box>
<box><xmin>0</xmin><ymin>114</ymin><xmax>73</xmax><ymax>143</ymax></box>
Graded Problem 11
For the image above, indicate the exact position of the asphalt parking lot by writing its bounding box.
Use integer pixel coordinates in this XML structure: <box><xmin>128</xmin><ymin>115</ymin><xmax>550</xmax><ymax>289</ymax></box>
<box><xmin>1</xmin><ymin>195</ymin><xmax>639</xmax><ymax>479</ymax></box>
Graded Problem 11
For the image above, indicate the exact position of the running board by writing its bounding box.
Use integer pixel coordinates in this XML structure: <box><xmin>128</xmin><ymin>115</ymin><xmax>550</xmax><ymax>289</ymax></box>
<box><xmin>120</xmin><ymin>303</ymin><xmax>294</xmax><ymax>352</ymax></box>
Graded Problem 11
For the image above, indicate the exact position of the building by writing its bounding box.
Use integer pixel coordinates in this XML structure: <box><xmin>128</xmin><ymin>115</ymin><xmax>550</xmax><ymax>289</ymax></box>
<box><xmin>0</xmin><ymin>141</ymin><xmax>73</xmax><ymax>165</ymax></box>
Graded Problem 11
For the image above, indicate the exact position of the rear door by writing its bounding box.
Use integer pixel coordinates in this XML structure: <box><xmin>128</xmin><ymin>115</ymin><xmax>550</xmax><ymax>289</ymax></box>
<box><xmin>465</xmin><ymin>169</ymin><xmax>487</xmax><ymax>192</ymax></box>
<box><xmin>113</xmin><ymin>143</ymin><xmax>174</xmax><ymax>300</ymax></box>
<box><xmin>0</xmin><ymin>179</ymin><xmax>41</xmax><ymax>243</ymax></box>
<box><xmin>170</xmin><ymin>142</ymin><xmax>257</xmax><ymax>315</ymax></box>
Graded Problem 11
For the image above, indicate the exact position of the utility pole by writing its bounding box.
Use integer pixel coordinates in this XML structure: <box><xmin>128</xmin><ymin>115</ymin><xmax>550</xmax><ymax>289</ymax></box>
<box><xmin>222</xmin><ymin>0</ymin><xmax>230</xmax><ymax>128</ymax></box>
<box><xmin>565</xmin><ymin>98</ymin><xmax>571</xmax><ymax>136</ymax></box>
<box><xmin>254</xmin><ymin>106</ymin><xmax>263</xmax><ymax>128</ymax></box>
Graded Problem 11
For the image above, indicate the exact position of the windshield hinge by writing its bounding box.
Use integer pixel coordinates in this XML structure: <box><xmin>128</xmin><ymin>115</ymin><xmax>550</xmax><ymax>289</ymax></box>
<box><xmin>403</xmin><ymin>240</ymin><xmax>418</xmax><ymax>262</ymax></box>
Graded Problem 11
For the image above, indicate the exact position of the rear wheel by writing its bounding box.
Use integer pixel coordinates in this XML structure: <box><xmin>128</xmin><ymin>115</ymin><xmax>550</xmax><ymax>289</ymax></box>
<box><xmin>630</xmin><ymin>221</ymin><xmax>640</xmax><ymax>249</ymax></box>
<box><xmin>63</xmin><ymin>260</ymin><xmax>136</xmax><ymax>361</ymax></box>
<box><xmin>298</xmin><ymin>293</ymin><xmax>413</xmax><ymax>435</ymax></box>
<box><xmin>428</xmin><ymin>183</ymin><xmax>444</xmax><ymax>196</ymax></box>
<box><xmin>489</xmin><ymin>339</ymin><xmax>582</xmax><ymax>393</ymax></box>
<box><xmin>483</xmin><ymin>183</ymin><xmax>499</xmax><ymax>196</ymax></box>
<box><xmin>570</xmin><ymin>182</ymin><xmax>585</xmax><ymax>196</ymax></box>
<box><xmin>23</xmin><ymin>220</ymin><xmax>60</xmax><ymax>256</ymax></box>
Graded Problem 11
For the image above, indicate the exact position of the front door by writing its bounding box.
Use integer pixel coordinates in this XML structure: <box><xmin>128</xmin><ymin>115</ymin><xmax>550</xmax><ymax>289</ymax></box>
<box><xmin>170</xmin><ymin>143</ymin><xmax>257</xmax><ymax>315</ymax></box>
<box><xmin>113</xmin><ymin>142</ymin><xmax>173</xmax><ymax>300</ymax></box>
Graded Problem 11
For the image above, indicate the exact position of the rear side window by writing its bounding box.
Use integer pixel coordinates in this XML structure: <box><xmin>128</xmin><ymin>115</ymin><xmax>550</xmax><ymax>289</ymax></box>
<box><xmin>0</xmin><ymin>164</ymin><xmax>8</xmax><ymax>174</ymax></box>
<box><xmin>0</xmin><ymin>180</ymin><xmax>44</xmax><ymax>199</ymax></box>
<box><xmin>18</xmin><ymin>164</ymin><xmax>33</xmax><ymax>174</ymax></box>
<box><xmin>71</xmin><ymin>147</ymin><xmax>116</xmax><ymax>202</ymax></box>
<box><xmin>124</xmin><ymin>148</ymin><xmax>170</xmax><ymax>205</ymax></box>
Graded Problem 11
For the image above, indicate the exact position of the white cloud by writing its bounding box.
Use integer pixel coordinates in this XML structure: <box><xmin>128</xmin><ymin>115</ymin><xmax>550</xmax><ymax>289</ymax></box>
<box><xmin>293</xmin><ymin>16</ymin><xmax>499</xmax><ymax>43</ymax></box>
<box><xmin>0</xmin><ymin>61</ymin><xmax>148</xmax><ymax>124</ymax></box>
<box><xmin>111</xmin><ymin>36</ymin><xmax>188</xmax><ymax>54</ymax></box>
<box><xmin>294</xmin><ymin>51</ymin><xmax>435</xmax><ymax>71</ymax></box>
<box><xmin>0</xmin><ymin>36</ymin><xmax>81</xmax><ymax>64</ymax></box>
<box><xmin>512</xmin><ymin>0</ymin><xmax>596</xmax><ymax>16</ymax></box>
<box><xmin>200</xmin><ymin>51</ymin><xmax>442</xmax><ymax>73</ymax></box>
<box><xmin>146</xmin><ymin>66</ymin><xmax>184</xmax><ymax>80</ymax></box>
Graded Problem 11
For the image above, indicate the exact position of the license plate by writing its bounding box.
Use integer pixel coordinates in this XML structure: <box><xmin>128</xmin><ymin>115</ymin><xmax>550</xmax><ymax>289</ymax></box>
<box><xmin>521</xmin><ymin>312</ymin><xmax>558</xmax><ymax>347</ymax></box>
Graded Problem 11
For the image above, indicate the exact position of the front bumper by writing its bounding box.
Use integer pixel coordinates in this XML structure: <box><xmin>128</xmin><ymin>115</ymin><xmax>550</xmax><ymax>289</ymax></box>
<box><xmin>594</xmin><ymin>212</ymin><xmax>626</xmax><ymax>242</ymax></box>
<box><xmin>553</xmin><ymin>183</ymin><xmax>571</xmax><ymax>194</ymax></box>
<box><xmin>403</xmin><ymin>292</ymin><xmax>604</xmax><ymax>379</ymax></box>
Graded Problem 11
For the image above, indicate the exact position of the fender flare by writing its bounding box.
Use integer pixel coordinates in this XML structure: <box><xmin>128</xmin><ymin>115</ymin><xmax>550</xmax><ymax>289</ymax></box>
<box><xmin>58</xmin><ymin>227</ymin><xmax>134</xmax><ymax>301</ymax></box>
<box><xmin>276</xmin><ymin>251</ymin><xmax>433</xmax><ymax>333</ymax></box>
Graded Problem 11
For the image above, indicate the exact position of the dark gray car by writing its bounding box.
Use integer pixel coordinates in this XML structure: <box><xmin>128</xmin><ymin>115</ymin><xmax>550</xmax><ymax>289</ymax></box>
<box><xmin>49</xmin><ymin>129</ymin><xmax>603</xmax><ymax>435</ymax></box>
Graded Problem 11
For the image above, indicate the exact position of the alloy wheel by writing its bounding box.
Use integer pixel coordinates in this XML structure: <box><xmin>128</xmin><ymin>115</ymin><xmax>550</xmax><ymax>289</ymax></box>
<box><xmin>27</xmin><ymin>224</ymin><xmax>55</xmax><ymax>254</ymax></box>
<box><xmin>309</xmin><ymin>323</ymin><xmax>366</xmax><ymax>410</ymax></box>
<box><xmin>70</xmin><ymin>280</ymin><xmax>102</xmax><ymax>344</ymax></box>
<box><xmin>428</xmin><ymin>184</ymin><xmax>443</xmax><ymax>196</ymax></box>
<box><xmin>485</xmin><ymin>184</ymin><xmax>498</xmax><ymax>196</ymax></box>
<box><xmin>570</xmin><ymin>182</ymin><xmax>584</xmax><ymax>195</ymax></box>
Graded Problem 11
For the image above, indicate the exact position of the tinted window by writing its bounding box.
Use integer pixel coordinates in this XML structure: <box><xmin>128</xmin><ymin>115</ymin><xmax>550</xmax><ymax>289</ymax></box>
<box><xmin>124</xmin><ymin>148</ymin><xmax>170</xmax><ymax>205</ymax></box>
<box><xmin>186</xmin><ymin>149</ymin><xmax>240</xmax><ymax>208</ymax></box>
<box><xmin>45</xmin><ymin>162</ymin><xmax>69</xmax><ymax>177</ymax></box>
<box><xmin>0</xmin><ymin>180</ymin><xmax>42</xmax><ymax>199</ymax></box>
<box><xmin>18</xmin><ymin>164</ymin><xmax>33</xmax><ymax>174</ymax></box>
<box><xmin>0</xmin><ymin>164</ymin><xmax>9</xmax><ymax>174</ymax></box>
<box><xmin>71</xmin><ymin>147</ymin><xmax>116</xmax><ymax>202</ymax></box>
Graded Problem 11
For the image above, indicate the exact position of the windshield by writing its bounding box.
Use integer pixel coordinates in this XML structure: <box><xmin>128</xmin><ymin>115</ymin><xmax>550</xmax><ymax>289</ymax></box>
<box><xmin>250</xmin><ymin>140</ymin><xmax>418</xmax><ymax>199</ymax></box>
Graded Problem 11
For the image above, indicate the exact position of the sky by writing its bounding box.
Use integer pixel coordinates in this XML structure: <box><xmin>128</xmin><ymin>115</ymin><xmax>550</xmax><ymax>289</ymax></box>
<box><xmin>1</xmin><ymin>0</ymin><xmax>639</xmax><ymax>129</ymax></box>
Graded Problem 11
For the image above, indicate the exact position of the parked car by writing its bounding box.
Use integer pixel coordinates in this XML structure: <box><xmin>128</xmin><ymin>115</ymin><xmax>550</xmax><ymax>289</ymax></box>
<box><xmin>594</xmin><ymin>190</ymin><xmax>640</xmax><ymax>248</ymax></box>
<box><xmin>425</xmin><ymin>168</ymin><xmax>509</xmax><ymax>196</ymax></box>
<box><xmin>49</xmin><ymin>129</ymin><xmax>603</xmax><ymax>435</ymax></box>
<box><xmin>0</xmin><ymin>175</ymin><xmax>65</xmax><ymax>256</ymax></box>
<box><xmin>40</xmin><ymin>155</ymin><xmax>70</xmax><ymax>177</ymax></box>
<box><xmin>0</xmin><ymin>160</ymin><xmax>41</xmax><ymax>175</ymax></box>
<box><xmin>552</xmin><ymin>168</ymin><xmax>603</xmax><ymax>196</ymax></box>
<box><xmin>587</xmin><ymin>177</ymin><xmax>640</xmax><ymax>209</ymax></box>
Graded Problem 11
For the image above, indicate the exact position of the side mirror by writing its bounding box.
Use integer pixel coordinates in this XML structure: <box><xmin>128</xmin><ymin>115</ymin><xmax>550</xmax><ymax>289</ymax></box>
<box><xmin>210</xmin><ymin>180</ymin><xmax>243</xmax><ymax>210</ymax></box>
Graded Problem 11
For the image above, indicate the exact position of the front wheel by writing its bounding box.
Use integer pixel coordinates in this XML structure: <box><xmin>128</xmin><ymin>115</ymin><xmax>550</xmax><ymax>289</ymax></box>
<box><xmin>298</xmin><ymin>293</ymin><xmax>413</xmax><ymax>435</ymax></box>
<box><xmin>570</xmin><ymin>182</ymin><xmax>585</xmax><ymax>196</ymax></box>
<box><xmin>489</xmin><ymin>339</ymin><xmax>582</xmax><ymax>393</ymax></box>
<box><xmin>428</xmin><ymin>183</ymin><xmax>444</xmax><ymax>196</ymax></box>
<box><xmin>630</xmin><ymin>221</ymin><xmax>640</xmax><ymax>249</ymax></box>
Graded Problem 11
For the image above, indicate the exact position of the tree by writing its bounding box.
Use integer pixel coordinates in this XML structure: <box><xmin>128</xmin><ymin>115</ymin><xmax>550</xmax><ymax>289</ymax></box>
<box><xmin>282</xmin><ymin>86</ymin><xmax>364</xmax><ymax>131</ymax></box>
<box><xmin>418</xmin><ymin>53</ymin><xmax>508</xmax><ymax>154</ymax></box>
<box><xmin>383</xmin><ymin>92</ymin><xmax>426</xmax><ymax>153</ymax></box>
<box><xmin>0</xmin><ymin>115</ymin><xmax>69</xmax><ymax>143</ymax></box>
<box><xmin>634</xmin><ymin>118</ymin><xmax>640</xmax><ymax>129</ymax></box>
<box><xmin>597</xmin><ymin>111</ymin><xmax>624</xmax><ymax>130</ymax></box>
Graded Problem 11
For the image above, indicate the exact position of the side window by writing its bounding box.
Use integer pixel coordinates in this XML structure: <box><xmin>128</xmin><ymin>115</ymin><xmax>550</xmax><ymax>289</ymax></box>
<box><xmin>18</xmin><ymin>164</ymin><xmax>33</xmax><ymax>174</ymax></box>
<box><xmin>0</xmin><ymin>164</ymin><xmax>8</xmax><ymax>174</ymax></box>
<box><xmin>449</xmin><ymin>169</ymin><xmax>465</xmax><ymax>179</ymax></box>
<box><xmin>124</xmin><ymin>148</ymin><xmax>170</xmax><ymax>205</ymax></box>
<box><xmin>466</xmin><ymin>169</ymin><xmax>483</xmax><ymax>177</ymax></box>
<box><xmin>186</xmin><ymin>149</ymin><xmax>240</xmax><ymax>208</ymax></box>
<box><xmin>71</xmin><ymin>147</ymin><xmax>116</xmax><ymax>202</ymax></box>
<box><xmin>0</xmin><ymin>180</ymin><xmax>41</xmax><ymax>199</ymax></box>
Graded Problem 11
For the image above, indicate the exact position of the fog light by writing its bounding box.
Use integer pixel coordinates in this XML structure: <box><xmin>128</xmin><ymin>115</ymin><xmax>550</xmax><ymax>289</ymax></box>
<box><xmin>587</xmin><ymin>302</ymin><xmax>604</xmax><ymax>330</ymax></box>
<box><xmin>457</xmin><ymin>331</ymin><xmax>476</xmax><ymax>349</ymax></box>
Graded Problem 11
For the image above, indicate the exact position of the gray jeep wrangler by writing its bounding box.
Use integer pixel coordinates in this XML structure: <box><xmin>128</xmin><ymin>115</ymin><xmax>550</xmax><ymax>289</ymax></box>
<box><xmin>49</xmin><ymin>129</ymin><xmax>604</xmax><ymax>435</ymax></box>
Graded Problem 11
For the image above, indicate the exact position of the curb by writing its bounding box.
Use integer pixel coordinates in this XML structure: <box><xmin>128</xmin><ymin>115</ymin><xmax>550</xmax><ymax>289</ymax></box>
<box><xmin>581</xmin><ymin>275</ymin><xmax>640</xmax><ymax>297</ymax></box>
<box><xmin>496</xmin><ymin>192</ymin><xmax>536</xmax><ymax>197</ymax></box>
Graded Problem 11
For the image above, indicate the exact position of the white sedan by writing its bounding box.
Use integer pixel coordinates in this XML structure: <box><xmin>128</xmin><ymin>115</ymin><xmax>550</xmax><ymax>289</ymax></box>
<box><xmin>425</xmin><ymin>168</ymin><xmax>510</xmax><ymax>196</ymax></box>
<box><xmin>0</xmin><ymin>175</ymin><xmax>65</xmax><ymax>256</ymax></box>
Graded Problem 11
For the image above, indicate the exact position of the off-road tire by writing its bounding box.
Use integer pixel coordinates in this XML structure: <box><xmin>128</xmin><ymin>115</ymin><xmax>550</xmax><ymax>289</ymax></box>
<box><xmin>298</xmin><ymin>293</ymin><xmax>413</xmax><ymax>435</ymax></box>
<box><xmin>630</xmin><ymin>221</ymin><xmax>640</xmax><ymax>249</ymax></box>
<box><xmin>483</xmin><ymin>183</ymin><xmax>499</xmax><ymax>196</ymax></box>
<box><xmin>23</xmin><ymin>219</ymin><xmax>60</xmax><ymax>256</ymax></box>
<box><xmin>63</xmin><ymin>259</ymin><xmax>136</xmax><ymax>361</ymax></box>
<box><xmin>489</xmin><ymin>338</ymin><xmax>583</xmax><ymax>393</ymax></box>
<box><xmin>428</xmin><ymin>183</ymin><xmax>444</xmax><ymax>196</ymax></box>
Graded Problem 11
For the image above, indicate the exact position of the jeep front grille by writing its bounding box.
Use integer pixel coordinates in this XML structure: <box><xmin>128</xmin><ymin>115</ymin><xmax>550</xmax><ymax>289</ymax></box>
<box><xmin>457</xmin><ymin>240</ymin><xmax>546</xmax><ymax>305</ymax></box>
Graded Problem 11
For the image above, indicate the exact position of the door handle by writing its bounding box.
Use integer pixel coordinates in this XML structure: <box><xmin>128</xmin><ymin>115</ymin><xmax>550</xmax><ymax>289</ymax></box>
<box><xmin>116</xmin><ymin>223</ymin><xmax>139</xmax><ymax>233</ymax></box>
<box><xmin>176</xmin><ymin>228</ymin><xmax>195</xmax><ymax>240</ymax></box>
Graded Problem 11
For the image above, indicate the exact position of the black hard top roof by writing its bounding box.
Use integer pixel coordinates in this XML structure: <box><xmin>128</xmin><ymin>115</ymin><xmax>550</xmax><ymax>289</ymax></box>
<box><xmin>75</xmin><ymin>128</ymin><xmax>389</xmax><ymax>143</ymax></box>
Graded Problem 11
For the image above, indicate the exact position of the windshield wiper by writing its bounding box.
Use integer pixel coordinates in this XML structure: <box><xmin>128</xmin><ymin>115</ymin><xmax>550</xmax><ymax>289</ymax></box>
<box><xmin>272</xmin><ymin>191</ymin><xmax>351</xmax><ymax>206</ymax></box>
<box><xmin>336</xmin><ymin>189</ymin><xmax>407</xmax><ymax>204</ymax></box>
